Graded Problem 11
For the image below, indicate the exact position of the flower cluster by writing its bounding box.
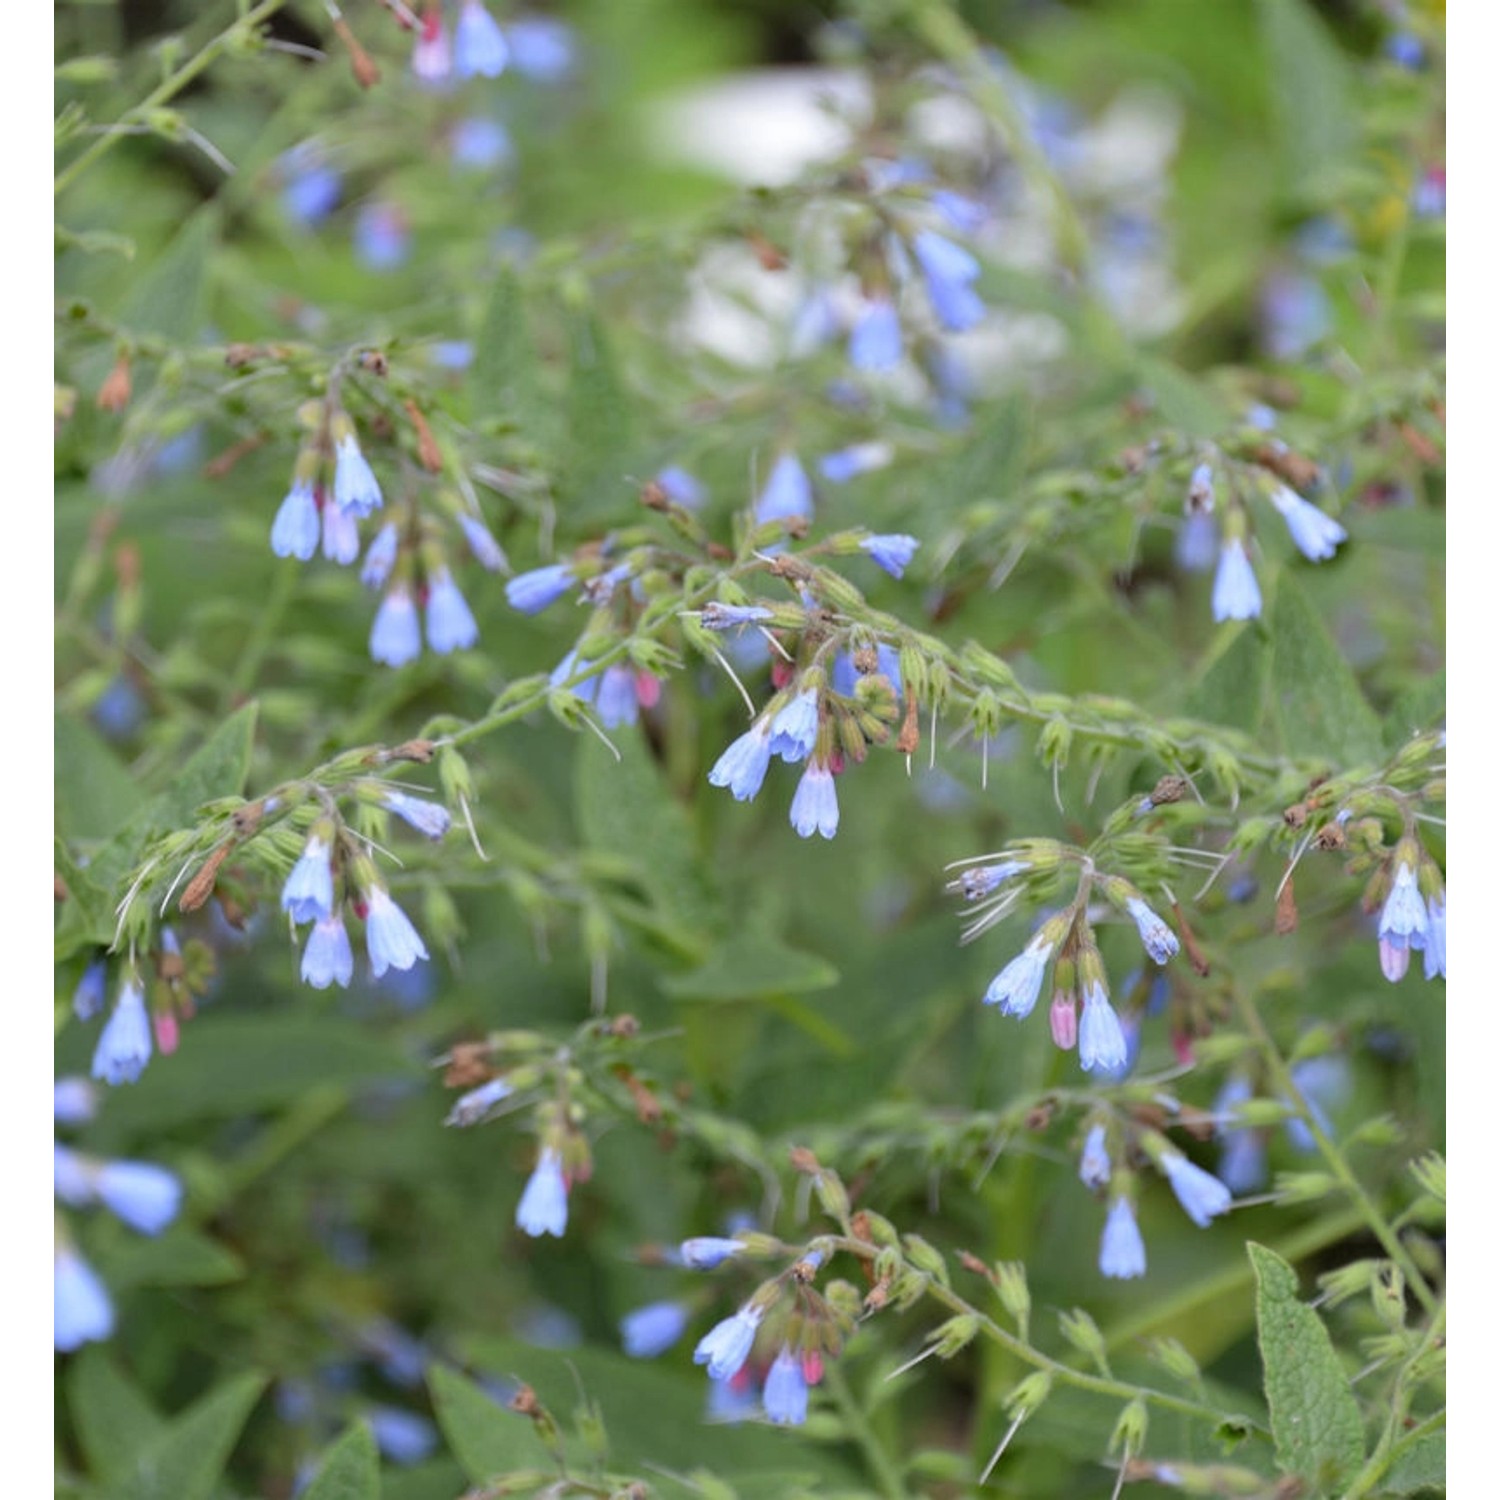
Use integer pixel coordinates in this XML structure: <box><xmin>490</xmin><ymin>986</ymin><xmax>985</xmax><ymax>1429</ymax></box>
<box><xmin>280</xmin><ymin>802</ymin><xmax>440</xmax><ymax>990</ymax></box>
<box><xmin>411</xmin><ymin>2</ymin><xmax>576</xmax><ymax>88</ymax></box>
<box><xmin>1180</xmin><ymin>450</ymin><xmax>1348</xmax><ymax>623</ymax></box>
<box><xmin>1075</xmin><ymin>1119</ymin><xmax>1234</xmax><ymax>1280</ymax></box>
<box><xmin>954</xmin><ymin>847</ymin><xmax>1181</xmax><ymax>1075</ymax></box>
<box><xmin>1372</xmin><ymin>837</ymin><xmax>1446</xmax><ymax>983</ymax></box>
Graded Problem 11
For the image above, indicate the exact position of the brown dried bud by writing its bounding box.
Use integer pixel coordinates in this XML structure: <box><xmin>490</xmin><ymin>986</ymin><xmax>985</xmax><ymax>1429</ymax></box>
<box><xmin>359</xmin><ymin>349</ymin><xmax>390</xmax><ymax>377</ymax></box>
<box><xmin>442</xmin><ymin>1041</ymin><xmax>495</xmax><ymax>1089</ymax></box>
<box><xmin>55</xmin><ymin>872</ymin><xmax>69</xmax><ymax>903</ymax></box>
<box><xmin>157</xmin><ymin>948</ymin><xmax>186</xmax><ymax>983</ymax></box>
<box><xmin>1282</xmin><ymin>801</ymin><xmax>1310</xmax><ymax>828</ymax></box>
<box><xmin>179</xmin><ymin>843</ymin><xmax>233</xmax><ymax>912</ymax></box>
<box><xmin>852</xmin><ymin>645</ymin><xmax>879</xmax><ymax>675</ymax></box>
<box><xmin>1274</xmin><ymin>876</ymin><xmax>1299</xmax><ymax>935</ymax></box>
<box><xmin>1118</xmin><ymin>444</ymin><xmax>1149</xmax><ymax>474</ymax></box>
<box><xmin>402</xmin><ymin>399</ymin><xmax>443</xmax><ymax>472</ymax></box>
<box><xmin>640</xmin><ymin>479</ymin><xmax>669</xmax><ymax>510</ymax></box>
<box><xmin>617</xmin><ymin>1068</ymin><xmax>662</xmax><ymax>1125</ymax></box>
<box><xmin>896</xmin><ymin>694</ymin><xmax>921</xmax><ymax>756</ymax></box>
<box><xmin>958</xmin><ymin>1250</ymin><xmax>997</xmax><ymax>1282</ymax></box>
<box><xmin>1395</xmin><ymin>421</ymin><xmax>1440</xmax><ymax>466</ymax></box>
<box><xmin>1131</xmin><ymin>1103</ymin><xmax>1169</xmax><ymax>1131</ymax></box>
<box><xmin>332</xmin><ymin>18</ymin><xmax>381</xmax><ymax>88</ymax></box>
<box><xmin>203</xmin><ymin>432</ymin><xmax>268</xmax><ymax>479</ymax></box>
<box><xmin>1314</xmin><ymin>822</ymin><xmax>1347</xmax><ymax>851</ymax></box>
<box><xmin>232</xmin><ymin>801</ymin><xmax>266</xmax><ymax>837</ymax></box>
<box><xmin>788</xmin><ymin>1146</ymin><xmax>822</xmax><ymax>1175</ymax></box>
<box><xmin>1179</xmin><ymin>1106</ymin><xmax>1216</xmax><ymax>1142</ymax></box>
<box><xmin>96</xmin><ymin>353</ymin><xmax>132</xmax><ymax>413</ymax></box>
<box><xmin>607</xmin><ymin>1013</ymin><xmax>640</xmax><ymax>1038</ymax></box>
<box><xmin>381</xmin><ymin>739</ymin><xmax>437</xmax><ymax>764</ymax></box>
<box><xmin>1148</xmin><ymin>774</ymin><xmax>1189</xmax><ymax>806</ymax></box>
<box><xmin>223</xmin><ymin>343</ymin><xmax>262</xmax><ymax>369</ymax></box>
<box><xmin>217</xmin><ymin>894</ymin><xmax>248</xmax><ymax>929</ymax></box>
<box><xmin>1172</xmin><ymin>901</ymin><xmax>1211</xmax><ymax>977</ymax></box>
<box><xmin>863</xmin><ymin>1278</ymin><xmax>891</xmax><ymax>1312</ymax></box>
<box><xmin>745</xmin><ymin>229</ymin><xmax>788</xmax><ymax>271</ymax></box>
<box><xmin>1024</xmin><ymin>1101</ymin><xmax>1054</xmax><ymax>1131</ymax></box>
<box><xmin>1250</xmin><ymin>442</ymin><xmax>1322</xmax><ymax>492</ymax></box>
<box><xmin>508</xmin><ymin>1384</ymin><xmax>541</xmax><ymax>1417</ymax></box>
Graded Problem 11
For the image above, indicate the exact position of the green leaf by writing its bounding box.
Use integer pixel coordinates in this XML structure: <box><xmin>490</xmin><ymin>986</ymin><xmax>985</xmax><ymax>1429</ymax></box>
<box><xmin>563</xmin><ymin>304</ymin><xmax>634</xmax><ymax>516</ymax></box>
<box><xmin>940</xmin><ymin>395</ymin><xmax>1030</xmax><ymax>506</ymax></box>
<box><xmin>98</xmin><ymin>1226</ymin><xmax>245</xmax><ymax>1290</ymax></box>
<box><xmin>1186</xmin><ymin>625</ymin><xmax>1271</xmax><ymax>734</ymax></box>
<box><xmin>1380</xmin><ymin>1428</ymin><xmax>1445</xmax><ymax>1495</ymax></box>
<box><xmin>1269</xmin><ymin>573</ymin><xmax>1383</xmax><ymax>766</ymax></box>
<box><xmin>1255</xmin><ymin>0</ymin><xmax>1356</xmax><ymax>200</ymax></box>
<box><xmin>55</xmin><ymin>715</ymin><xmax>146</xmax><ymax>843</ymax></box>
<box><xmin>109</xmin><ymin>1372</ymin><xmax>265</xmax><ymax>1500</ymax></box>
<box><xmin>1133</xmin><ymin>355</ymin><xmax>1229</xmax><ymax>438</ymax></box>
<box><xmin>1383</xmin><ymin>670</ymin><xmax>1446</xmax><ymax>748</ymax></box>
<box><xmin>302</xmin><ymin>1423</ymin><xmax>381</xmax><ymax>1500</ymax></box>
<box><xmin>660</xmin><ymin>929</ymin><xmax>839</xmax><ymax>1005</ymax></box>
<box><xmin>427</xmin><ymin>1365</ymin><xmax>547</xmax><ymax>1486</ymax></box>
<box><xmin>68</xmin><ymin>1347</ymin><xmax>166</xmax><ymax>1485</ymax></box>
<box><xmin>575</xmin><ymin>733</ymin><xmax>720</xmax><ymax>955</ymax></box>
<box><xmin>115</xmin><ymin>207</ymin><xmax>216</xmax><ymax>341</ymax></box>
<box><xmin>1247</xmin><ymin>1242</ymin><xmax>1365</xmax><ymax>1492</ymax></box>
<box><xmin>84</xmin><ymin>1015</ymin><xmax>419</xmax><ymax>1132</ymax></box>
<box><xmin>470</xmin><ymin>267</ymin><xmax>544</xmax><ymax>431</ymax></box>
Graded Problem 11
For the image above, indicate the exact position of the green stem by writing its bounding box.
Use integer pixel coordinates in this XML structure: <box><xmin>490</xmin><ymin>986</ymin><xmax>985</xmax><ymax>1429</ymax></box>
<box><xmin>1227</xmin><ymin>986</ymin><xmax>1438</xmax><ymax>1315</ymax></box>
<box><xmin>824</xmin><ymin>1360</ymin><xmax>910</xmax><ymax>1500</ymax></box>
<box><xmin>1341</xmin><ymin>1308</ymin><xmax>1445</xmax><ymax>1500</ymax></box>
<box><xmin>55</xmin><ymin>0</ymin><xmax>292</xmax><ymax>198</ymax></box>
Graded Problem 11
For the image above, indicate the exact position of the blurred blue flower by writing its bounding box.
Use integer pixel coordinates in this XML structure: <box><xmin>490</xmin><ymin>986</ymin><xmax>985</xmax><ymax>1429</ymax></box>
<box><xmin>55</xmin><ymin>1244</ymin><xmax>114</xmax><ymax>1352</ymax></box>
<box><xmin>454</xmin><ymin>0</ymin><xmax>508</xmax><ymax>79</ymax></box>
<box><xmin>1099</xmin><ymin>1197</ymin><xmax>1146</xmax><ymax>1279</ymax></box>
<box><xmin>425</xmin><ymin>569</ymin><xmax>480</xmax><ymax>654</ymax></box>
<box><xmin>621</xmin><ymin>1301</ymin><xmax>690</xmax><ymax>1359</ymax></box>
<box><xmin>763</xmin><ymin>1348</ymin><xmax>809</xmax><ymax>1424</ymax></box>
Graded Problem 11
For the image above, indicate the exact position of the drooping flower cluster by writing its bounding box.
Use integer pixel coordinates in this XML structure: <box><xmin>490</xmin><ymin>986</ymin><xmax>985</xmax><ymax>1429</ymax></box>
<box><xmin>1371</xmin><ymin>836</ymin><xmax>1446</xmax><ymax>983</ymax></box>
<box><xmin>279</xmin><ymin>800</ymin><xmax>442</xmax><ymax>991</ymax></box>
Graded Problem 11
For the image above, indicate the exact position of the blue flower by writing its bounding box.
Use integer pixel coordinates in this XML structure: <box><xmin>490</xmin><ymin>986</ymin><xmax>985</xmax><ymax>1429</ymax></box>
<box><xmin>680</xmin><ymin>1236</ymin><xmax>745</xmax><ymax>1270</ymax></box>
<box><xmin>270</xmin><ymin>480</ymin><xmax>319</xmax><ymax>561</ymax></box>
<box><xmin>91</xmin><ymin>978</ymin><xmax>152</xmax><ymax>1086</ymax></box>
<box><xmin>454</xmin><ymin>0</ymin><xmax>508</xmax><ymax>78</ymax></box>
<box><xmin>73</xmin><ymin>960</ymin><xmax>108</xmax><ymax>1022</ymax></box>
<box><xmin>94</xmin><ymin>1161</ymin><xmax>183</xmax><ymax>1236</ymax></box>
<box><xmin>790</xmin><ymin>289</ymin><xmax>840</xmax><ymax>356</ymax></box>
<box><xmin>369</xmin><ymin>1408</ymin><xmax>438</xmax><ymax>1465</ymax></box>
<box><xmin>1284</xmin><ymin>1055</ymin><xmax>1350</xmax><ymax>1153</ymax></box>
<box><xmin>1385</xmin><ymin>31</ymin><xmax>1424</xmax><ymax>69</ymax></box>
<box><xmin>754</xmin><ymin>454</ymin><xmax>813</xmax><ymax>526</ymax></box>
<box><xmin>860</xmin><ymin>533</ymin><xmax>920</xmax><ymax>579</ymax></box>
<box><xmin>818</xmin><ymin>442</ymin><xmax>894</xmax><ymax>484</ymax></box>
<box><xmin>410</xmin><ymin>9</ymin><xmax>452</xmax><ymax>84</ymax></box>
<box><xmin>361</xmin><ymin>523</ymin><xmax>399</xmax><ymax>589</ymax></box>
<box><xmin>849</xmin><ymin>299</ymin><xmax>903</xmax><ymax>371</ymax></box>
<box><xmin>789</xmin><ymin>762</ymin><xmax>839</xmax><ymax>840</ymax></box>
<box><xmin>301</xmin><ymin>913</ymin><xmax>354</xmax><ymax>990</ymax></box>
<box><xmin>364</xmin><ymin>889</ymin><xmax>428</xmax><ymax>978</ymax></box>
<box><xmin>708</xmin><ymin>723</ymin><xmax>774</xmax><ymax>802</ymax></box>
<box><xmin>1159</xmin><ymin>1151</ymin><xmax>1233</xmax><ymax>1228</ymax></box>
<box><xmin>54</xmin><ymin>1078</ymin><xmax>98</xmax><ymax>1126</ymax></box>
<box><xmin>622</xmin><ymin>1301</ymin><xmax>691</xmax><ymax>1359</ymax></box>
<box><xmin>952</xmin><ymin>860</ymin><xmax>1027</xmax><ymax>901</ymax></box>
<box><xmin>1099</xmin><ymin>1197</ymin><xmax>1147</xmax><ymax>1279</ymax></box>
<box><xmin>701</xmin><ymin>603</ymin><xmax>772</xmax><ymax>631</ymax></box>
<box><xmin>1423</xmin><ymin>892</ymin><xmax>1446</xmax><ymax>981</ymax></box>
<box><xmin>321</xmin><ymin>501</ymin><xmax>361</xmax><ymax>566</ymax></box>
<box><xmin>932</xmin><ymin>189</ymin><xmax>986</xmax><ymax>236</ymax></box>
<box><xmin>426</xmin><ymin>569</ymin><xmax>480</xmax><ymax>654</ymax></box>
<box><xmin>763</xmin><ymin>1347</ymin><xmax>809</xmax><ymax>1425</ymax></box>
<box><xmin>516</xmin><ymin>1148</ymin><xmax>568</xmax><ymax>1237</ymax></box>
<box><xmin>458</xmin><ymin>514</ymin><xmax>506</xmax><ymax>572</ymax></box>
<box><xmin>55</xmin><ymin>1244</ymin><xmax>114</xmax><ymax>1352</ymax></box>
<box><xmin>1078</xmin><ymin>983</ymin><xmax>1128</xmax><ymax>1074</ymax></box>
<box><xmin>1269</xmin><ymin>485</ymin><xmax>1346</xmax><ymax>562</ymax></box>
<box><xmin>451</xmin><ymin>117</ymin><xmax>512</xmax><ymax>171</ymax></box>
<box><xmin>655</xmin><ymin>465</ymin><xmax>704</xmax><ymax>509</ymax></box>
<box><xmin>384</xmin><ymin>792</ymin><xmax>451</xmax><ymax>841</ymax></box>
<box><xmin>506</xmin><ymin>563</ymin><xmax>575</xmax><ymax>615</ymax></box>
<box><xmin>1078</xmin><ymin>1123</ymin><xmax>1110</xmax><ymax>1191</ymax></box>
<box><xmin>768</xmin><ymin>689</ymin><xmax>819</xmax><ymax>764</ymax></box>
<box><xmin>333</xmin><ymin>434</ymin><xmax>383</xmax><ymax>516</ymax></box>
<box><xmin>280</xmin><ymin>144</ymin><xmax>340</xmax><ymax>227</ymax></box>
<box><xmin>1125</xmin><ymin>896</ymin><xmax>1179</xmax><ymax>965</ymax></box>
<box><xmin>911</xmin><ymin>230</ymin><xmax>984</xmax><ymax>331</ymax></box>
<box><xmin>1214</xmin><ymin>1076</ymin><xmax>1267</xmax><ymax>1195</ymax></box>
<box><xmin>596</xmin><ymin>666</ymin><xmax>640</xmax><ymax>729</ymax></box>
<box><xmin>54</xmin><ymin>1144</ymin><xmax>94</xmax><ymax>1207</ymax></box>
<box><xmin>505</xmin><ymin>14</ymin><xmax>575</xmax><ymax>81</ymax></box>
<box><xmin>1212</xmin><ymin>538</ymin><xmax>1261</xmax><ymax>622</ymax></box>
<box><xmin>371</xmin><ymin>587</ymin><xmax>423</xmax><ymax>667</ymax></box>
<box><xmin>983</xmin><ymin>934</ymin><xmax>1053</xmax><ymax>1017</ymax></box>
<box><xmin>1379</xmin><ymin>863</ymin><xmax>1428</xmax><ymax>949</ymax></box>
<box><xmin>1176</xmin><ymin>511</ymin><xmax>1218</xmax><ymax>573</ymax></box>
<box><xmin>282</xmin><ymin>833</ymin><xmax>334</xmax><ymax>924</ymax></box>
<box><xmin>444</xmin><ymin>1076</ymin><xmax>513</xmax><ymax>1127</ymax></box>
<box><xmin>693</xmin><ymin>1305</ymin><xmax>763</xmax><ymax>1381</ymax></box>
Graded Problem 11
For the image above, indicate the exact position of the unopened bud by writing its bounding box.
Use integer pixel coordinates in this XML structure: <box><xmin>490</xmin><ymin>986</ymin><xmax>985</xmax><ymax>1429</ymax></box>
<box><xmin>1110</xmin><ymin>1396</ymin><xmax>1149</xmax><ymax>1456</ymax></box>
<box><xmin>1004</xmin><ymin>1370</ymin><xmax>1053</xmax><ymax>1420</ymax></box>
<box><xmin>1058</xmin><ymin>1308</ymin><xmax>1107</xmax><ymax>1368</ymax></box>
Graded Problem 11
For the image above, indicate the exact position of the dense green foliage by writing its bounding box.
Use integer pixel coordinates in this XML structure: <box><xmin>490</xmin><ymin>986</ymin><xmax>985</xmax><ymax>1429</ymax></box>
<box><xmin>55</xmin><ymin>2</ymin><xmax>1445</xmax><ymax>1497</ymax></box>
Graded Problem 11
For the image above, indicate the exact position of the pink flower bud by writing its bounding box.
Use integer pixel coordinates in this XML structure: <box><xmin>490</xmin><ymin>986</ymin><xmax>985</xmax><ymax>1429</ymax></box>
<box><xmin>1049</xmin><ymin>990</ymin><xmax>1078</xmax><ymax>1050</ymax></box>
<box><xmin>153</xmin><ymin>1011</ymin><xmax>180</xmax><ymax>1055</ymax></box>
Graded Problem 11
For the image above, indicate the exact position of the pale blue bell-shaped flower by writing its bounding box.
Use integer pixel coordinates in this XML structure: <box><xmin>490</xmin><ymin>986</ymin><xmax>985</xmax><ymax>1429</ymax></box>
<box><xmin>1078</xmin><ymin>982</ymin><xmax>1128</xmax><ymax>1073</ymax></box>
<box><xmin>789</xmin><ymin>761</ymin><xmax>839</xmax><ymax>840</ymax></box>
<box><xmin>621</xmin><ymin>1301</ymin><xmax>691</xmax><ymax>1359</ymax></box>
<box><xmin>301</xmin><ymin>912</ymin><xmax>354</xmax><ymax>989</ymax></box>
<box><xmin>333</xmin><ymin>433</ymin><xmax>383</xmax><ymax>517</ymax></box>
<box><xmin>55</xmin><ymin>1244</ymin><xmax>115</xmax><ymax>1351</ymax></box>
<box><xmin>1212</xmin><ymin>538</ymin><xmax>1262</xmax><ymax>622</ymax></box>
<box><xmin>370</xmin><ymin>587</ymin><xmax>423</xmax><ymax>667</ymax></box>
<box><xmin>384</xmin><ymin>792</ymin><xmax>451</xmax><ymax>841</ymax></box>
<box><xmin>454</xmin><ymin>0</ymin><xmax>509</xmax><ymax>78</ymax></box>
<box><xmin>1160</xmin><ymin>1151</ymin><xmax>1233</xmax><ymax>1228</ymax></box>
<box><xmin>361</xmin><ymin>523</ymin><xmax>400</xmax><ymax>589</ymax></box>
<box><xmin>762</xmin><ymin>1347</ymin><xmax>810</xmax><ymax>1424</ymax></box>
<box><xmin>91</xmin><ymin>979</ymin><xmax>152</xmax><ymax>1086</ymax></box>
<box><xmin>506</xmin><ymin>563</ymin><xmax>575</xmax><ymax>615</ymax></box>
<box><xmin>680</xmin><ymin>1236</ymin><xmax>745</xmax><ymax>1270</ymax></box>
<box><xmin>94</xmin><ymin>1160</ymin><xmax>183</xmax><ymax>1236</ymax></box>
<box><xmin>693</xmin><ymin>1305</ymin><xmax>762</xmax><ymax>1381</ymax></box>
<box><xmin>1098</xmin><ymin>1197</ymin><xmax>1147</xmax><ymax>1279</ymax></box>
<box><xmin>516</xmin><ymin>1148</ymin><xmax>568</xmax><ymax>1237</ymax></box>
<box><xmin>860</xmin><ymin>533</ymin><xmax>920</xmax><ymax>580</ymax></box>
<box><xmin>709</xmin><ymin>723</ymin><xmax>774</xmax><ymax>802</ymax></box>
<box><xmin>321</xmin><ymin>500</ymin><xmax>361</xmax><ymax>566</ymax></box>
<box><xmin>425</xmin><ymin>568</ymin><xmax>480</xmax><ymax>654</ymax></box>
<box><xmin>754</xmin><ymin>453</ymin><xmax>813</xmax><ymax>526</ymax></box>
<box><xmin>271</xmin><ymin>480</ymin><xmax>319</xmax><ymax>561</ymax></box>
<box><xmin>983</xmin><ymin>935</ymin><xmax>1052</xmax><ymax>1018</ymax></box>
<box><xmin>363</xmin><ymin>888</ymin><xmax>429</xmax><ymax>977</ymax></box>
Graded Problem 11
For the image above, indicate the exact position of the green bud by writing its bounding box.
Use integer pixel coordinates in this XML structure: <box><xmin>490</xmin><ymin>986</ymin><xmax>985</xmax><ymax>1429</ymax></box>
<box><xmin>1409</xmin><ymin>1151</ymin><xmax>1445</xmax><ymax>1203</ymax></box>
<box><xmin>1206</xmin><ymin>748</ymin><xmax>1241</xmax><ymax>803</ymax></box>
<box><xmin>422</xmin><ymin>883</ymin><xmax>464</xmax><ymax>949</ymax></box>
<box><xmin>56</xmin><ymin>55</ymin><xmax>119</xmax><ymax>83</ymax></box>
<box><xmin>573</xmin><ymin>1400</ymin><xmax>608</xmax><ymax>1461</ymax></box>
<box><xmin>859</xmin><ymin>1211</ymin><xmax>901</xmax><ymax>1248</ymax></box>
<box><xmin>902</xmin><ymin>1235</ymin><xmax>950</xmax><ymax>1284</ymax></box>
<box><xmin>823</xmin><ymin>1280</ymin><xmax>862</xmax><ymax>1321</ymax></box>
<box><xmin>892</xmin><ymin>1269</ymin><xmax>928</xmax><ymax>1312</ymax></box>
<box><xmin>679</xmin><ymin>615</ymin><xmax>721</xmax><ymax>659</ymax></box>
<box><xmin>1372</xmin><ymin>1267</ymin><xmax>1407</xmax><ymax>1331</ymax></box>
<box><xmin>930</xmin><ymin>1314</ymin><xmax>980</xmax><ymax>1358</ymax></box>
<box><xmin>628</xmin><ymin>638</ymin><xmax>680</xmax><ymax>676</ymax></box>
<box><xmin>1058</xmin><ymin>1308</ymin><xmax>1108</xmax><ymax>1371</ymax></box>
<box><xmin>969</xmin><ymin>689</ymin><xmax>1003</xmax><ymax>741</ymax></box>
<box><xmin>959</xmin><ymin>641</ymin><xmax>1020</xmax><ymax>691</ymax></box>
<box><xmin>1146</xmin><ymin>1337</ymin><xmax>1200</xmax><ymax>1385</ymax></box>
<box><xmin>1274</xmin><ymin>1170</ymin><xmax>1338</xmax><ymax>1204</ymax></box>
<box><xmin>1288</xmin><ymin>1024</ymin><xmax>1339</xmax><ymax>1062</ymax></box>
<box><xmin>1004</xmin><ymin>1370</ymin><xmax>1053</xmax><ymax>1420</ymax></box>
<box><xmin>994</xmin><ymin>1261</ymin><xmax>1030</xmax><ymax>1330</ymax></box>
<box><xmin>873</xmin><ymin>1246</ymin><xmax>902</xmax><ymax>1284</ymax></box>
<box><xmin>926</xmin><ymin>657</ymin><xmax>953</xmax><ymax>709</ymax></box>
<box><xmin>1110</xmin><ymin>1396</ymin><xmax>1149</xmax><ymax>1456</ymax></box>
<box><xmin>807</xmin><ymin>566</ymin><xmax>866</xmax><ymax>612</ymax></box>
<box><xmin>1037</xmin><ymin>716</ymin><xmax>1072</xmax><ymax>770</ymax></box>
<box><xmin>814</xmin><ymin>1169</ymin><xmax>851</xmax><ymax>1226</ymax></box>
<box><xmin>1233</xmin><ymin>1098</ymin><xmax>1293</xmax><ymax>1128</ymax></box>
<box><xmin>898</xmin><ymin>644</ymin><xmax>930</xmax><ymax>705</ymax></box>
<box><xmin>437</xmin><ymin>746</ymin><xmax>475</xmax><ymax>807</ymax></box>
<box><xmin>1315</xmin><ymin>1258</ymin><xmax>1383</xmax><ymax>1309</ymax></box>
<box><xmin>489</xmin><ymin>673</ymin><xmax>549</xmax><ymax>712</ymax></box>
<box><xmin>1190</xmin><ymin>1033</ymin><xmax>1256</xmax><ymax>1066</ymax></box>
<box><xmin>1347</xmin><ymin>1114</ymin><xmax>1402</xmax><ymax>1148</ymax></box>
